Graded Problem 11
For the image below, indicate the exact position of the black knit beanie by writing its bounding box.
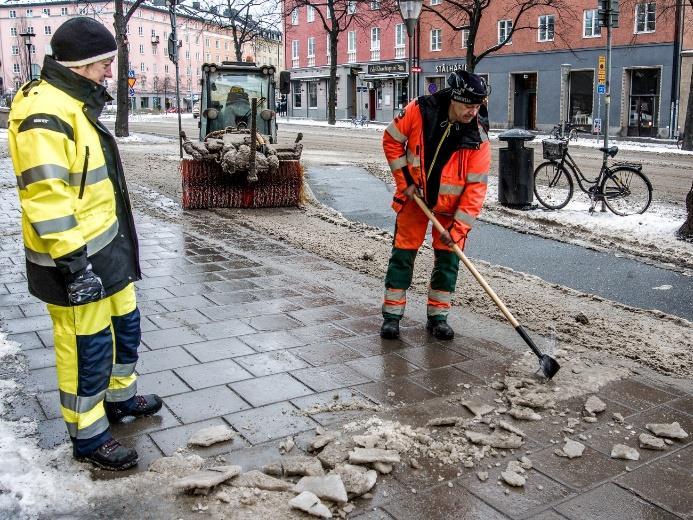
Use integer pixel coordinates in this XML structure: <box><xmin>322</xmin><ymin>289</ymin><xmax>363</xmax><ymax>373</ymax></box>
<box><xmin>447</xmin><ymin>70</ymin><xmax>489</xmax><ymax>104</ymax></box>
<box><xmin>51</xmin><ymin>17</ymin><xmax>117</xmax><ymax>67</ymax></box>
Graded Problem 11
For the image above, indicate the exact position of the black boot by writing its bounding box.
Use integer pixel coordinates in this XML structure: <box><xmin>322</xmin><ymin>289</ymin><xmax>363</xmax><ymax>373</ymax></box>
<box><xmin>75</xmin><ymin>438</ymin><xmax>138</xmax><ymax>471</ymax></box>
<box><xmin>380</xmin><ymin>318</ymin><xmax>400</xmax><ymax>339</ymax></box>
<box><xmin>427</xmin><ymin>319</ymin><xmax>455</xmax><ymax>340</ymax></box>
<box><xmin>105</xmin><ymin>394</ymin><xmax>163</xmax><ymax>423</ymax></box>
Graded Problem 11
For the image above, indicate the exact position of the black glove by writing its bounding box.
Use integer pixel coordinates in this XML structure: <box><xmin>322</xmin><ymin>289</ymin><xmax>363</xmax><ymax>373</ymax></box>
<box><xmin>66</xmin><ymin>263</ymin><xmax>105</xmax><ymax>305</ymax></box>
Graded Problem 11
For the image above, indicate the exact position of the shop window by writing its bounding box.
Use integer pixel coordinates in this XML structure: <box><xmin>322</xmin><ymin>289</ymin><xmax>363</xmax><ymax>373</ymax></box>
<box><xmin>308</xmin><ymin>81</ymin><xmax>318</xmax><ymax>108</ymax></box>
<box><xmin>293</xmin><ymin>81</ymin><xmax>302</xmax><ymax>108</ymax></box>
<box><xmin>568</xmin><ymin>70</ymin><xmax>594</xmax><ymax>127</ymax></box>
<box><xmin>140</xmin><ymin>97</ymin><xmax>149</xmax><ymax>109</ymax></box>
<box><xmin>425</xmin><ymin>76</ymin><xmax>446</xmax><ymax>95</ymax></box>
<box><xmin>628</xmin><ymin>68</ymin><xmax>660</xmax><ymax>136</ymax></box>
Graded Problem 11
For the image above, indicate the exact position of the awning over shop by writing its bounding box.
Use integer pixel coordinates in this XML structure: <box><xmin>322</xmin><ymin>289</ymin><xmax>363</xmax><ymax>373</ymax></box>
<box><xmin>296</xmin><ymin>75</ymin><xmax>332</xmax><ymax>82</ymax></box>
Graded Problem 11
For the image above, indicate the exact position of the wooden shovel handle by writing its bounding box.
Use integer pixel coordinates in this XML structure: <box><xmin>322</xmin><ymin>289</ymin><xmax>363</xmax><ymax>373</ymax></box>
<box><xmin>412</xmin><ymin>194</ymin><xmax>520</xmax><ymax>328</ymax></box>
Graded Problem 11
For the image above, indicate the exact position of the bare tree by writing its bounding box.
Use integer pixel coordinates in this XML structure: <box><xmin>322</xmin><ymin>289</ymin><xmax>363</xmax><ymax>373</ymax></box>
<box><xmin>425</xmin><ymin>0</ymin><xmax>574</xmax><ymax>73</ymax></box>
<box><xmin>113</xmin><ymin>0</ymin><xmax>146</xmax><ymax>136</ymax></box>
<box><xmin>285</xmin><ymin>0</ymin><xmax>399</xmax><ymax>125</ymax></box>
<box><xmin>180</xmin><ymin>0</ymin><xmax>279</xmax><ymax>62</ymax></box>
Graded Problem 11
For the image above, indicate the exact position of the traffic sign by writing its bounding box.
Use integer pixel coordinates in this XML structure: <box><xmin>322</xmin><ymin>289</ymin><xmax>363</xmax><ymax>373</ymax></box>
<box><xmin>598</xmin><ymin>56</ymin><xmax>606</xmax><ymax>85</ymax></box>
<box><xmin>592</xmin><ymin>118</ymin><xmax>602</xmax><ymax>134</ymax></box>
<box><xmin>597</xmin><ymin>84</ymin><xmax>606</xmax><ymax>94</ymax></box>
<box><xmin>128</xmin><ymin>69</ymin><xmax>136</xmax><ymax>78</ymax></box>
<box><xmin>127</xmin><ymin>77</ymin><xmax>137</xmax><ymax>88</ymax></box>
<box><xmin>129</xmin><ymin>88</ymin><xmax>135</xmax><ymax>97</ymax></box>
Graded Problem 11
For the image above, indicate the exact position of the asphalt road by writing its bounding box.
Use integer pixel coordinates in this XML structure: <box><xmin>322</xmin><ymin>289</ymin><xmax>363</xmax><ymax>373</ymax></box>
<box><xmin>307</xmin><ymin>164</ymin><xmax>693</xmax><ymax>321</ymax></box>
<box><xmin>111</xmin><ymin>118</ymin><xmax>692</xmax><ymax>205</ymax></box>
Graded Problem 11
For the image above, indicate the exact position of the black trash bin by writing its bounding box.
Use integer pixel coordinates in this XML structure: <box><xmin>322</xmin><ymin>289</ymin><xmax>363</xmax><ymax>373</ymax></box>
<box><xmin>498</xmin><ymin>129</ymin><xmax>536</xmax><ymax>208</ymax></box>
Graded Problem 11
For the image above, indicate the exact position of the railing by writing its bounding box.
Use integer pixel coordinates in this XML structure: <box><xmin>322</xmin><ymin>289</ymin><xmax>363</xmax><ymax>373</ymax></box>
<box><xmin>292</xmin><ymin>57</ymin><xmax>299</xmax><ymax>68</ymax></box>
<box><xmin>307</xmin><ymin>56</ymin><xmax>315</xmax><ymax>67</ymax></box>
<box><xmin>370</xmin><ymin>49</ymin><xmax>380</xmax><ymax>61</ymax></box>
<box><xmin>395</xmin><ymin>46</ymin><xmax>405</xmax><ymax>59</ymax></box>
<box><xmin>326</xmin><ymin>53</ymin><xmax>331</xmax><ymax>65</ymax></box>
<box><xmin>347</xmin><ymin>51</ymin><xmax>356</xmax><ymax>63</ymax></box>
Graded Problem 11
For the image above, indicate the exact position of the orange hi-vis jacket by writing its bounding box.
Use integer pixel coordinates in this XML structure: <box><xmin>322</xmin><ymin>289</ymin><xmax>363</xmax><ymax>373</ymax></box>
<box><xmin>383</xmin><ymin>95</ymin><xmax>491</xmax><ymax>245</ymax></box>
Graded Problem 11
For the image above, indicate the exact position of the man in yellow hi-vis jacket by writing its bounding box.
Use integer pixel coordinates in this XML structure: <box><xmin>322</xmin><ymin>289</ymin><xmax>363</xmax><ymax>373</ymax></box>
<box><xmin>9</xmin><ymin>18</ymin><xmax>162</xmax><ymax>471</ymax></box>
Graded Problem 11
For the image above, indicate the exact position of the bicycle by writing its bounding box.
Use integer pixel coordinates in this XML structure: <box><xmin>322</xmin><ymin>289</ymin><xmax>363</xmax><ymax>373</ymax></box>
<box><xmin>533</xmin><ymin>138</ymin><xmax>653</xmax><ymax>215</ymax></box>
<box><xmin>351</xmin><ymin>114</ymin><xmax>368</xmax><ymax>127</ymax></box>
<box><xmin>550</xmin><ymin>123</ymin><xmax>588</xmax><ymax>142</ymax></box>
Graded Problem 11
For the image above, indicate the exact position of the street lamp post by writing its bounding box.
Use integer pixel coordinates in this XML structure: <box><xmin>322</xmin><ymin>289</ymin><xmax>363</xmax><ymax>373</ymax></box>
<box><xmin>19</xmin><ymin>31</ymin><xmax>36</xmax><ymax>82</ymax></box>
<box><xmin>398</xmin><ymin>0</ymin><xmax>422</xmax><ymax>102</ymax></box>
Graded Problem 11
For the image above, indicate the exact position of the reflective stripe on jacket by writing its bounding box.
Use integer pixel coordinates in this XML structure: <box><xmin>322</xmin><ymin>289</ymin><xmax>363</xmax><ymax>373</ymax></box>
<box><xmin>8</xmin><ymin>56</ymin><xmax>140</xmax><ymax>305</ymax></box>
<box><xmin>383</xmin><ymin>94</ymin><xmax>490</xmax><ymax>244</ymax></box>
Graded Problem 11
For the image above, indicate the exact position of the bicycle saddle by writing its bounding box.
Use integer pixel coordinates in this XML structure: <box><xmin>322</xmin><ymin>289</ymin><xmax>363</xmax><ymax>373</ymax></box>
<box><xmin>599</xmin><ymin>146</ymin><xmax>619</xmax><ymax>157</ymax></box>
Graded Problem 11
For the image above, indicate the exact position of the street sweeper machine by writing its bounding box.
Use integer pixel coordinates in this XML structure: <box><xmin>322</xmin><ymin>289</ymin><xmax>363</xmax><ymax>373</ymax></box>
<box><xmin>180</xmin><ymin>62</ymin><xmax>303</xmax><ymax>209</ymax></box>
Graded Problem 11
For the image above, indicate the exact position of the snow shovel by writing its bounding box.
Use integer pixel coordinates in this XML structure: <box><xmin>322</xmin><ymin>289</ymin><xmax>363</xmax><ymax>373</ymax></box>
<box><xmin>413</xmin><ymin>194</ymin><xmax>561</xmax><ymax>379</ymax></box>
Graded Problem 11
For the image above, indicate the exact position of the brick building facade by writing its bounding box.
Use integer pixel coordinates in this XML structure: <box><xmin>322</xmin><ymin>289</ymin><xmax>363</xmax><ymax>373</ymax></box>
<box><xmin>0</xmin><ymin>0</ymin><xmax>282</xmax><ymax>112</ymax></box>
<box><xmin>285</xmin><ymin>0</ymin><xmax>687</xmax><ymax>137</ymax></box>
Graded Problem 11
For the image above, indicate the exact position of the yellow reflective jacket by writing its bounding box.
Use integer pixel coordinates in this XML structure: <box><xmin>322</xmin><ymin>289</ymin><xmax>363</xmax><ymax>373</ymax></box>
<box><xmin>9</xmin><ymin>56</ymin><xmax>140</xmax><ymax>306</ymax></box>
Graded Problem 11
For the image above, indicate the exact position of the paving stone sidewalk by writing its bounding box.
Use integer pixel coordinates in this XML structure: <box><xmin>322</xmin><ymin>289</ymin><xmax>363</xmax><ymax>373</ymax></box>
<box><xmin>1</xmin><ymin>166</ymin><xmax>691</xmax><ymax>519</ymax></box>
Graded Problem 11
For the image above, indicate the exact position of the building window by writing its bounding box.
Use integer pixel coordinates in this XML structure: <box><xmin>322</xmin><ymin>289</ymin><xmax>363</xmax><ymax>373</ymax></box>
<box><xmin>11</xmin><ymin>46</ymin><xmax>18</xmax><ymax>56</ymax></box>
<box><xmin>44</xmin><ymin>25</ymin><xmax>51</xmax><ymax>35</ymax></box>
<box><xmin>461</xmin><ymin>29</ymin><xmax>470</xmax><ymax>48</ymax></box>
<box><xmin>140</xmin><ymin>97</ymin><xmax>149</xmax><ymax>109</ymax></box>
<box><xmin>371</xmin><ymin>27</ymin><xmax>381</xmax><ymax>61</ymax></box>
<box><xmin>347</xmin><ymin>1</ymin><xmax>356</xmax><ymax>14</ymax></box>
<box><xmin>635</xmin><ymin>2</ymin><xmax>656</xmax><ymax>33</ymax></box>
<box><xmin>45</xmin><ymin>43</ymin><xmax>52</xmax><ymax>55</ymax></box>
<box><xmin>139</xmin><ymin>44</ymin><xmax>144</xmax><ymax>54</ymax></box>
<box><xmin>205</xmin><ymin>38</ymin><xmax>210</xmax><ymax>47</ymax></box>
<box><xmin>9</xmin><ymin>10</ymin><xmax>16</xmax><ymax>18</ymax></box>
<box><xmin>347</xmin><ymin>31</ymin><xmax>357</xmax><ymax>62</ymax></box>
<box><xmin>307</xmin><ymin>37</ymin><xmax>315</xmax><ymax>66</ymax></box>
<box><xmin>138</xmin><ymin>26</ymin><xmax>143</xmax><ymax>36</ymax></box>
<box><xmin>224</xmin><ymin>41</ymin><xmax>228</xmax><ymax>50</ymax></box>
<box><xmin>214</xmin><ymin>39</ymin><xmax>219</xmax><ymax>49</ymax></box>
<box><xmin>307</xmin><ymin>5</ymin><xmax>315</xmax><ymax>22</ymax></box>
<box><xmin>152</xmin><ymin>46</ymin><xmax>157</xmax><ymax>55</ymax></box>
<box><xmin>430</xmin><ymin>0</ymin><xmax>441</xmax><ymax>4</ymax></box>
<box><xmin>395</xmin><ymin>23</ymin><xmax>405</xmax><ymax>59</ymax></box>
<box><xmin>498</xmin><ymin>20</ymin><xmax>513</xmax><ymax>44</ymax></box>
<box><xmin>206</xmin><ymin>53</ymin><xmax>211</xmax><ymax>62</ymax></box>
<box><xmin>13</xmin><ymin>63</ymin><xmax>20</xmax><ymax>74</ymax></box>
<box><xmin>61</xmin><ymin>7</ymin><xmax>68</xmax><ymax>16</ymax></box>
<box><xmin>140</xmin><ymin>62</ymin><xmax>145</xmax><ymax>72</ymax></box>
<box><xmin>26</xmin><ymin>9</ymin><xmax>33</xmax><ymax>17</ymax></box>
<box><xmin>583</xmin><ymin>9</ymin><xmax>601</xmax><ymax>37</ymax></box>
<box><xmin>293</xmin><ymin>81</ymin><xmax>302</xmax><ymax>108</ymax></box>
<box><xmin>27</xmin><ymin>26</ymin><xmax>34</xmax><ymax>34</ymax></box>
<box><xmin>185</xmin><ymin>50</ymin><xmax>190</xmax><ymax>59</ymax></box>
<box><xmin>430</xmin><ymin>28</ymin><xmax>442</xmax><ymax>51</ymax></box>
<box><xmin>292</xmin><ymin>40</ymin><xmax>299</xmax><ymax>68</ymax></box>
<box><xmin>308</xmin><ymin>81</ymin><xmax>318</xmax><ymax>108</ymax></box>
<box><xmin>370</xmin><ymin>0</ymin><xmax>380</xmax><ymax>9</ymax></box>
<box><xmin>538</xmin><ymin>15</ymin><xmax>554</xmax><ymax>42</ymax></box>
<box><xmin>10</xmin><ymin>27</ymin><xmax>17</xmax><ymax>36</ymax></box>
<box><xmin>165</xmin><ymin>64</ymin><xmax>169</xmax><ymax>73</ymax></box>
<box><xmin>291</xmin><ymin>9</ymin><xmax>299</xmax><ymax>25</ymax></box>
<box><xmin>42</xmin><ymin>8</ymin><xmax>50</xmax><ymax>15</ymax></box>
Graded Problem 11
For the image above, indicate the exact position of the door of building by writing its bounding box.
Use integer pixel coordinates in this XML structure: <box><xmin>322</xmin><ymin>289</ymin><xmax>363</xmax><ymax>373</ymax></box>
<box><xmin>369</xmin><ymin>89</ymin><xmax>376</xmax><ymax>120</ymax></box>
<box><xmin>512</xmin><ymin>73</ymin><xmax>537</xmax><ymax>129</ymax></box>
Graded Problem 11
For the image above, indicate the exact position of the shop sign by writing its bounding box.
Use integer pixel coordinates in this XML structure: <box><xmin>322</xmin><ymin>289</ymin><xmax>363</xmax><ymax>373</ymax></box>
<box><xmin>367</xmin><ymin>62</ymin><xmax>407</xmax><ymax>74</ymax></box>
<box><xmin>435</xmin><ymin>62</ymin><xmax>466</xmax><ymax>73</ymax></box>
<box><xmin>593</xmin><ymin>118</ymin><xmax>602</xmax><ymax>134</ymax></box>
<box><xmin>598</xmin><ymin>55</ymin><xmax>606</xmax><ymax>85</ymax></box>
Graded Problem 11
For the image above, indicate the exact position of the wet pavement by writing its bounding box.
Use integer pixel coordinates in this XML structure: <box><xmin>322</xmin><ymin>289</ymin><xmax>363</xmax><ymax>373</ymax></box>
<box><xmin>1</xmin><ymin>167</ymin><xmax>692</xmax><ymax>519</ymax></box>
<box><xmin>306</xmin><ymin>165</ymin><xmax>693</xmax><ymax>321</ymax></box>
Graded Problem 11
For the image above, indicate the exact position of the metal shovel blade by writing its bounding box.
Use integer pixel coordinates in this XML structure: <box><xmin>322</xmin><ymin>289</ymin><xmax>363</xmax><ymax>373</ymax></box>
<box><xmin>539</xmin><ymin>355</ymin><xmax>561</xmax><ymax>380</ymax></box>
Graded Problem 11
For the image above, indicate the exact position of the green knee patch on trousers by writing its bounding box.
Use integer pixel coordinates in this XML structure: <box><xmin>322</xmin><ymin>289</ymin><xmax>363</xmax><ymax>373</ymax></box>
<box><xmin>430</xmin><ymin>249</ymin><xmax>459</xmax><ymax>292</ymax></box>
<box><xmin>385</xmin><ymin>248</ymin><xmax>417</xmax><ymax>289</ymax></box>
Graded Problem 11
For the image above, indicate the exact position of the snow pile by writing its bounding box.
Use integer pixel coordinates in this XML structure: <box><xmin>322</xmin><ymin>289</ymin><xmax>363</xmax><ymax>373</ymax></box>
<box><xmin>0</xmin><ymin>333</ymin><xmax>103</xmax><ymax>519</ymax></box>
<box><xmin>115</xmin><ymin>133</ymin><xmax>172</xmax><ymax>144</ymax></box>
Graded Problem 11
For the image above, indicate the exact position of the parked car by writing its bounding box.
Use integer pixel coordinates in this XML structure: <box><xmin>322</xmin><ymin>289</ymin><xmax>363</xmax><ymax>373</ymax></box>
<box><xmin>192</xmin><ymin>102</ymin><xmax>200</xmax><ymax>118</ymax></box>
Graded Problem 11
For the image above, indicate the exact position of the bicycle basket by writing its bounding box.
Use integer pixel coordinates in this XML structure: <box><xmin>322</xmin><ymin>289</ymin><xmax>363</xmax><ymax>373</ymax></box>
<box><xmin>542</xmin><ymin>139</ymin><xmax>567</xmax><ymax>160</ymax></box>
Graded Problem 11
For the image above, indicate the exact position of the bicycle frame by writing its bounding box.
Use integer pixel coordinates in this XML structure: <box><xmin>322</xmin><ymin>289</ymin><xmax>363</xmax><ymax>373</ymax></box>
<box><xmin>553</xmin><ymin>147</ymin><xmax>608</xmax><ymax>196</ymax></box>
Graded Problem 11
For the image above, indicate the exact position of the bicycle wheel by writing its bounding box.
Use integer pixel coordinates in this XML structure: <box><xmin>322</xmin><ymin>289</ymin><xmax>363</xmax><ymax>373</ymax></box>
<box><xmin>533</xmin><ymin>161</ymin><xmax>574</xmax><ymax>210</ymax></box>
<box><xmin>601</xmin><ymin>167</ymin><xmax>653</xmax><ymax>215</ymax></box>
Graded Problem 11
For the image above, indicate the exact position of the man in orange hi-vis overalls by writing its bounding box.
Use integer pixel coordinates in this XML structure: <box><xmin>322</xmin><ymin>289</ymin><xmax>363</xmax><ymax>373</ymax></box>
<box><xmin>381</xmin><ymin>70</ymin><xmax>491</xmax><ymax>341</ymax></box>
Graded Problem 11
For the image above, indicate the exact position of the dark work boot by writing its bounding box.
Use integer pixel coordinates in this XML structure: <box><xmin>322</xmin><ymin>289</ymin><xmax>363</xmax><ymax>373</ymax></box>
<box><xmin>105</xmin><ymin>394</ymin><xmax>163</xmax><ymax>424</ymax></box>
<box><xmin>380</xmin><ymin>318</ymin><xmax>400</xmax><ymax>339</ymax></box>
<box><xmin>75</xmin><ymin>438</ymin><xmax>138</xmax><ymax>471</ymax></box>
<box><xmin>427</xmin><ymin>318</ymin><xmax>455</xmax><ymax>340</ymax></box>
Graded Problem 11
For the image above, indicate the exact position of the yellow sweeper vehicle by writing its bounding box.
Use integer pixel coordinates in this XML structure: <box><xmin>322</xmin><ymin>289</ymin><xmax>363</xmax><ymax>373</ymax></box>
<box><xmin>180</xmin><ymin>62</ymin><xmax>303</xmax><ymax>209</ymax></box>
